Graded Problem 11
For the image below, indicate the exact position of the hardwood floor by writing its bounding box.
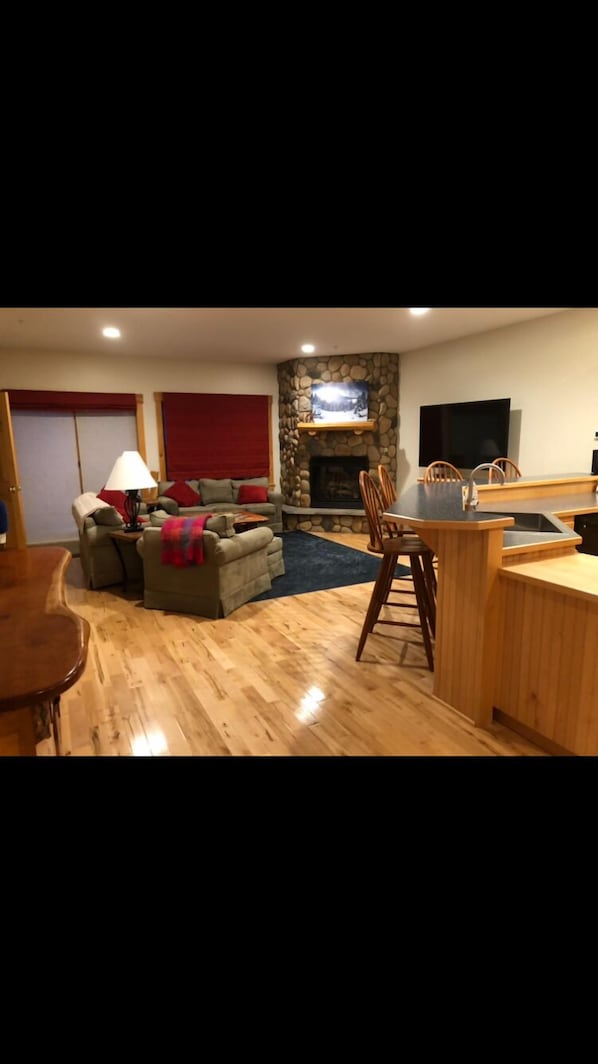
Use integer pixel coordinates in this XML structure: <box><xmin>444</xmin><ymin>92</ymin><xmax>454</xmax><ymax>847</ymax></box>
<box><xmin>56</xmin><ymin>532</ymin><xmax>545</xmax><ymax>756</ymax></box>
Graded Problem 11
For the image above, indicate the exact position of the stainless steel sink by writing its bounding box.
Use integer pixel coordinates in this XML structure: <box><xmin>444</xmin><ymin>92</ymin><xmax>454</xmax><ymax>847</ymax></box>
<box><xmin>475</xmin><ymin>511</ymin><xmax>564</xmax><ymax>533</ymax></box>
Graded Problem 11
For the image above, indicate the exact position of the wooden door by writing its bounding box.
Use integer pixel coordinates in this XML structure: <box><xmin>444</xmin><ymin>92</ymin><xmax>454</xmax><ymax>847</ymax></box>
<box><xmin>0</xmin><ymin>391</ymin><xmax>27</xmax><ymax>549</ymax></box>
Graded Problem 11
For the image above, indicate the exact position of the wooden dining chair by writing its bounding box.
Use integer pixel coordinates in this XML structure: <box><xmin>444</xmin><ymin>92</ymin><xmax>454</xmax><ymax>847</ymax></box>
<box><xmin>357</xmin><ymin>470</ymin><xmax>436</xmax><ymax>670</ymax></box>
<box><xmin>423</xmin><ymin>461</ymin><xmax>464</xmax><ymax>483</ymax></box>
<box><xmin>489</xmin><ymin>457</ymin><xmax>521</xmax><ymax>482</ymax></box>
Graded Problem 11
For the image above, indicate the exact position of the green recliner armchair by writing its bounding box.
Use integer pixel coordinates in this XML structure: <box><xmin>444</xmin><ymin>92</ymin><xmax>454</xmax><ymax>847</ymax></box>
<box><xmin>136</xmin><ymin>521</ymin><xmax>276</xmax><ymax>618</ymax></box>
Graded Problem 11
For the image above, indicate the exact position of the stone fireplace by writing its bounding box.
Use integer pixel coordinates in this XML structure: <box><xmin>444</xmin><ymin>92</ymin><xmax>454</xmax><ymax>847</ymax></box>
<box><xmin>277</xmin><ymin>352</ymin><xmax>399</xmax><ymax>533</ymax></box>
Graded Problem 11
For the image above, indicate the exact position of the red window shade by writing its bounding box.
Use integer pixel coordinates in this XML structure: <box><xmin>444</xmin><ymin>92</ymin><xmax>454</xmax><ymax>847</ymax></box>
<box><xmin>162</xmin><ymin>393</ymin><xmax>270</xmax><ymax>480</ymax></box>
<box><xmin>7</xmin><ymin>390</ymin><xmax>137</xmax><ymax>412</ymax></box>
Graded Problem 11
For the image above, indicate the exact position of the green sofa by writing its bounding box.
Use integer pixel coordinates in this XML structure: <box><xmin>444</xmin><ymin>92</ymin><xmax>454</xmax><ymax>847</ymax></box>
<box><xmin>155</xmin><ymin>477</ymin><xmax>283</xmax><ymax>533</ymax></box>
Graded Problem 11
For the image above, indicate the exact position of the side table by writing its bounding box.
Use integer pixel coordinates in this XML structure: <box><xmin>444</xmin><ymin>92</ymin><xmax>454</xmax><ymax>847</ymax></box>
<box><xmin>108</xmin><ymin>529</ymin><xmax>144</xmax><ymax>591</ymax></box>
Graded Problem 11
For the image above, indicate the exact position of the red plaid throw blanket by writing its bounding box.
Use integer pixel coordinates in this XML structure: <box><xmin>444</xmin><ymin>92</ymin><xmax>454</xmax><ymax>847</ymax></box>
<box><xmin>160</xmin><ymin>514</ymin><xmax>212</xmax><ymax>567</ymax></box>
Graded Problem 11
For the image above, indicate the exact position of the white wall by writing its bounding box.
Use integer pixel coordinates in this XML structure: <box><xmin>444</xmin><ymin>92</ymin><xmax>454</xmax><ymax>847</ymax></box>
<box><xmin>398</xmin><ymin>308</ymin><xmax>598</xmax><ymax>491</ymax></box>
<box><xmin>0</xmin><ymin>349</ymin><xmax>281</xmax><ymax>488</ymax></box>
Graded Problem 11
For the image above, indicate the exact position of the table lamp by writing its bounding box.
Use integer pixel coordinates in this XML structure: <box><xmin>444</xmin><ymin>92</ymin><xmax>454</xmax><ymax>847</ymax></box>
<box><xmin>104</xmin><ymin>451</ymin><xmax>157</xmax><ymax>532</ymax></box>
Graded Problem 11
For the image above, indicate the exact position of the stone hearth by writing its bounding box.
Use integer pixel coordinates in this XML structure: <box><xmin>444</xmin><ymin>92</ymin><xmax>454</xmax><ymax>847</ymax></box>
<box><xmin>277</xmin><ymin>352</ymin><xmax>398</xmax><ymax>533</ymax></box>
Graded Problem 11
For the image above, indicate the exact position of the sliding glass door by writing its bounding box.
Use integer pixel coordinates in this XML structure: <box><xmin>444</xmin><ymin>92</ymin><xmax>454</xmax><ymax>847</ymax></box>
<box><xmin>11</xmin><ymin>410</ymin><xmax>138</xmax><ymax>545</ymax></box>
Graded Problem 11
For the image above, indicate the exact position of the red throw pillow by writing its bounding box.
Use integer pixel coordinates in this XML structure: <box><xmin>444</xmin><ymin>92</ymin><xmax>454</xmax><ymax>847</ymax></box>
<box><xmin>164</xmin><ymin>480</ymin><xmax>201</xmax><ymax>507</ymax></box>
<box><xmin>238</xmin><ymin>484</ymin><xmax>268</xmax><ymax>504</ymax></box>
<box><xmin>98</xmin><ymin>487</ymin><xmax>128</xmax><ymax>521</ymax></box>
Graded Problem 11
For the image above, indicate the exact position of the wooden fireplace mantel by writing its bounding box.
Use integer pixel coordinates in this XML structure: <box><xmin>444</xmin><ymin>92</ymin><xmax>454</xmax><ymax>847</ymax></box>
<box><xmin>298</xmin><ymin>420</ymin><xmax>377</xmax><ymax>435</ymax></box>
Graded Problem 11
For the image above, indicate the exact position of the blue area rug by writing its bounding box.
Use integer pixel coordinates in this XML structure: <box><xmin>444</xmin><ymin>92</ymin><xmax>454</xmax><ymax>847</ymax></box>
<box><xmin>252</xmin><ymin>530</ymin><xmax>412</xmax><ymax>601</ymax></box>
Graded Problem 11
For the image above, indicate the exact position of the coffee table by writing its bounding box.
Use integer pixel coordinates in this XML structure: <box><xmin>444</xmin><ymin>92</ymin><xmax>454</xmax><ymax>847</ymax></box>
<box><xmin>232</xmin><ymin>511</ymin><xmax>270</xmax><ymax>532</ymax></box>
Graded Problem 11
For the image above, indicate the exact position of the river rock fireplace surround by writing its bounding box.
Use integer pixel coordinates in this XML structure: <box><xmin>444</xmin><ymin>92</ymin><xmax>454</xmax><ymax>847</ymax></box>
<box><xmin>277</xmin><ymin>351</ymin><xmax>399</xmax><ymax>534</ymax></box>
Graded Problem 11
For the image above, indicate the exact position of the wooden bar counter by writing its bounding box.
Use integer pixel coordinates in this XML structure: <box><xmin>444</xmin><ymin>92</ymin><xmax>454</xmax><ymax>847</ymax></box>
<box><xmin>385</xmin><ymin>474</ymin><xmax>598</xmax><ymax>755</ymax></box>
<box><xmin>0</xmin><ymin>547</ymin><xmax>90</xmax><ymax>755</ymax></box>
<box><xmin>496</xmin><ymin>552</ymin><xmax>598</xmax><ymax>754</ymax></box>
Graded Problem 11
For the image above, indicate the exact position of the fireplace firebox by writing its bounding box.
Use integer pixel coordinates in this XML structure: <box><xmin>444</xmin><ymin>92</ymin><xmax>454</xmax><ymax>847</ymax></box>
<box><xmin>309</xmin><ymin>456</ymin><xmax>368</xmax><ymax>508</ymax></box>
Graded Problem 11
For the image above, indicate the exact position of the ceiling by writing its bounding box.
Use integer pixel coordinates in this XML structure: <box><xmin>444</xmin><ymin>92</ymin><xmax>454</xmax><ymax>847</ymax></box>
<box><xmin>0</xmin><ymin>307</ymin><xmax>568</xmax><ymax>364</ymax></box>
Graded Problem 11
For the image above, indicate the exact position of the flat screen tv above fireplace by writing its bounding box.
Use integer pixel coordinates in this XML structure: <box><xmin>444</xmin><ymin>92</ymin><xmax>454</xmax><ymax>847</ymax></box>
<box><xmin>419</xmin><ymin>397</ymin><xmax>511</xmax><ymax>469</ymax></box>
<box><xmin>311</xmin><ymin>381</ymin><xmax>368</xmax><ymax>423</ymax></box>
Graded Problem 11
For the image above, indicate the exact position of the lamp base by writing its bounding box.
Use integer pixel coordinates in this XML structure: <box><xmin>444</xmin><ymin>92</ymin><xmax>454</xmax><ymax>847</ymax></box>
<box><xmin>124</xmin><ymin>489</ymin><xmax>143</xmax><ymax>532</ymax></box>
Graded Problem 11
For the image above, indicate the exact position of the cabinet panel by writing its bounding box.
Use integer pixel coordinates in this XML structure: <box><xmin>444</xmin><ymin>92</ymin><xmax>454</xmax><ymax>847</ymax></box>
<box><xmin>575</xmin><ymin>513</ymin><xmax>598</xmax><ymax>556</ymax></box>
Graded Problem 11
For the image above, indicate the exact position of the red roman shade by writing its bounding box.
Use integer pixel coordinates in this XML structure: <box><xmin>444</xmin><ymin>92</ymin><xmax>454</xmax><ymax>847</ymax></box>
<box><xmin>162</xmin><ymin>393</ymin><xmax>270</xmax><ymax>480</ymax></box>
<box><xmin>7</xmin><ymin>390</ymin><xmax>137</xmax><ymax>412</ymax></box>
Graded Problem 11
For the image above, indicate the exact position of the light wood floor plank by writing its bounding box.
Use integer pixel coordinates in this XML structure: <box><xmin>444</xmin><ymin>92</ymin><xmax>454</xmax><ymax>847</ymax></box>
<box><xmin>57</xmin><ymin>532</ymin><xmax>546</xmax><ymax>756</ymax></box>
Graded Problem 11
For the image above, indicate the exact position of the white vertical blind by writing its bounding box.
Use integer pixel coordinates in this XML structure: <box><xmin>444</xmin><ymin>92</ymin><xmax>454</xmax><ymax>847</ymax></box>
<box><xmin>76</xmin><ymin>412</ymin><xmax>138</xmax><ymax>493</ymax></box>
<box><xmin>12</xmin><ymin>411</ymin><xmax>81</xmax><ymax>543</ymax></box>
<box><xmin>11</xmin><ymin>410</ymin><xmax>138</xmax><ymax>545</ymax></box>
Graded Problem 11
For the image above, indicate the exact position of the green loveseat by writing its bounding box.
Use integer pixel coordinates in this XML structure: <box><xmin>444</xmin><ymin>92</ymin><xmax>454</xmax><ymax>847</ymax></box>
<box><xmin>155</xmin><ymin>477</ymin><xmax>283</xmax><ymax>533</ymax></box>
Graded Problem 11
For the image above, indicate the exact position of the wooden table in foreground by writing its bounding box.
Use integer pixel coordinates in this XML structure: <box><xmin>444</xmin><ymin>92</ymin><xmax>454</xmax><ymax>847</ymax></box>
<box><xmin>0</xmin><ymin>547</ymin><xmax>90</xmax><ymax>755</ymax></box>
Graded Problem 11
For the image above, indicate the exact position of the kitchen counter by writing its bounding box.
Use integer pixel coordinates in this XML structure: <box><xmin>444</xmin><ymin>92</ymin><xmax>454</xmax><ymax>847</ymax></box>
<box><xmin>380</xmin><ymin>473</ymin><xmax>598</xmax><ymax>753</ymax></box>
<box><xmin>497</xmin><ymin>551</ymin><xmax>598</xmax><ymax>754</ymax></box>
<box><xmin>384</xmin><ymin>480</ymin><xmax>586</xmax><ymax>544</ymax></box>
<box><xmin>501</xmin><ymin>550</ymin><xmax>598</xmax><ymax>603</ymax></box>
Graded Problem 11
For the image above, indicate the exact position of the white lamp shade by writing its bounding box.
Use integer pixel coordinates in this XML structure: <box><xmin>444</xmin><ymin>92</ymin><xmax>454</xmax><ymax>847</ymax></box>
<box><xmin>104</xmin><ymin>451</ymin><xmax>157</xmax><ymax>491</ymax></box>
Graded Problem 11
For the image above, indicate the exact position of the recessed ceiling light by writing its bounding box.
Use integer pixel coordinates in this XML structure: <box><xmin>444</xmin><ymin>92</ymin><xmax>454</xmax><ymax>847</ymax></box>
<box><xmin>301</xmin><ymin>343</ymin><xmax>315</xmax><ymax>353</ymax></box>
<box><xmin>102</xmin><ymin>326</ymin><xmax>121</xmax><ymax>339</ymax></box>
<box><xmin>409</xmin><ymin>308</ymin><xmax>430</xmax><ymax>317</ymax></box>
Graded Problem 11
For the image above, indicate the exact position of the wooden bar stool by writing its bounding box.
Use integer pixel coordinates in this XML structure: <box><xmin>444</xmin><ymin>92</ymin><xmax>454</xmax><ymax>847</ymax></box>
<box><xmin>378</xmin><ymin>463</ymin><xmax>437</xmax><ymax>582</ymax></box>
<box><xmin>423</xmin><ymin>461</ymin><xmax>463</xmax><ymax>483</ymax></box>
<box><xmin>377</xmin><ymin>464</ymin><xmax>397</xmax><ymax>509</ymax></box>
<box><xmin>378</xmin><ymin>464</ymin><xmax>412</xmax><ymax>535</ymax></box>
<box><xmin>489</xmin><ymin>457</ymin><xmax>521</xmax><ymax>482</ymax></box>
<box><xmin>357</xmin><ymin>471</ymin><xmax>436</xmax><ymax>670</ymax></box>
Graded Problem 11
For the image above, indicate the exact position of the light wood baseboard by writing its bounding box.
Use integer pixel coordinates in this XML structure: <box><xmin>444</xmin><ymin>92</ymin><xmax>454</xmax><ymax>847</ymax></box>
<box><xmin>493</xmin><ymin>709</ymin><xmax>573</xmax><ymax>756</ymax></box>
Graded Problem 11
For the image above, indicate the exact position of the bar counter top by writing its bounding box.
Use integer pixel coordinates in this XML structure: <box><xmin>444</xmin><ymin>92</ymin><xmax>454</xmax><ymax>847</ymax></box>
<box><xmin>384</xmin><ymin>474</ymin><xmax>598</xmax><ymax>548</ymax></box>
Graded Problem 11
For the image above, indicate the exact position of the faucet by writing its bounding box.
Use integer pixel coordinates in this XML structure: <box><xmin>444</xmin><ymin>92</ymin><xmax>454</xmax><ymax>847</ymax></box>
<box><xmin>463</xmin><ymin>463</ymin><xmax>506</xmax><ymax>509</ymax></box>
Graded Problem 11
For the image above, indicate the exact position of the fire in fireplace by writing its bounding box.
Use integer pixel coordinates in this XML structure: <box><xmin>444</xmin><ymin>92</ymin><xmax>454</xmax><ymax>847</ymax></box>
<box><xmin>309</xmin><ymin>456</ymin><xmax>369</xmax><ymax>508</ymax></box>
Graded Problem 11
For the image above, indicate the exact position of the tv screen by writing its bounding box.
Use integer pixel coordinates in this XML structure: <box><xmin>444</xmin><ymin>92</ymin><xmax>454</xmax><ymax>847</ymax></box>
<box><xmin>311</xmin><ymin>381</ymin><xmax>368</xmax><ymax>423</ymax></box>
<box><xmin>419</xmin><ymin>398</ymin><xmax>511</xmax><ymax>469</ymax></box>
